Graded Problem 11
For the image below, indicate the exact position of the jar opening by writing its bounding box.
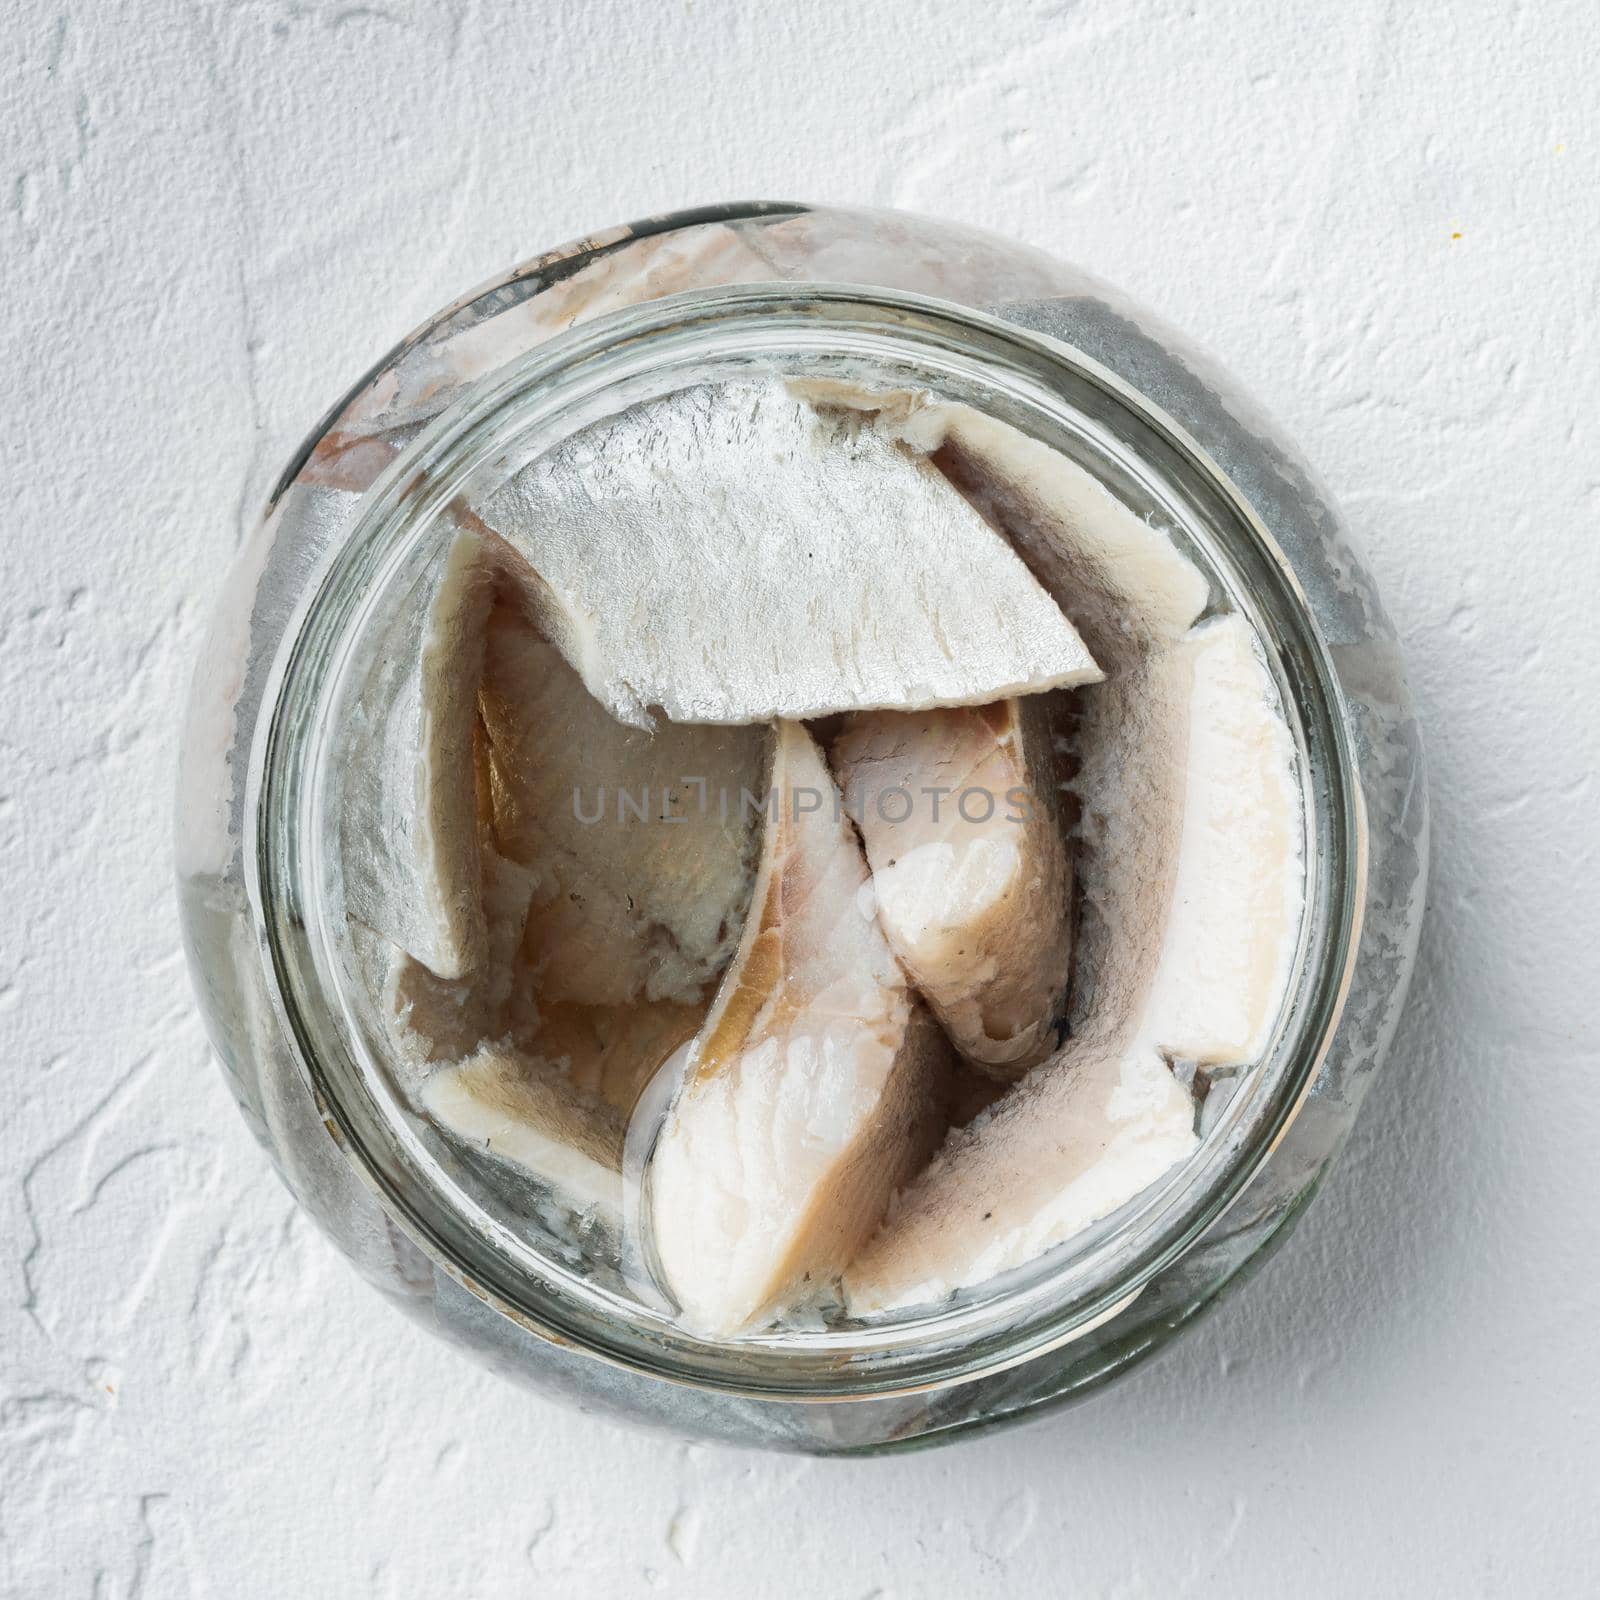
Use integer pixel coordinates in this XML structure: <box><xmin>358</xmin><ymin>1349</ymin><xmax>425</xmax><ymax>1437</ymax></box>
<box><xmin>251</xmin><ymin>285</ymin><xmax>1364</xmax><ymax>1399</ymax></box>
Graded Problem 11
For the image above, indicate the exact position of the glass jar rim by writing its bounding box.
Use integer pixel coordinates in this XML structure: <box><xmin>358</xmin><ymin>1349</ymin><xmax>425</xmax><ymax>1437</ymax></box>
<box><xmin>248</xmin><ymin>281</ymin><xmax>1367</xmax><ymax>1400</ymax></box>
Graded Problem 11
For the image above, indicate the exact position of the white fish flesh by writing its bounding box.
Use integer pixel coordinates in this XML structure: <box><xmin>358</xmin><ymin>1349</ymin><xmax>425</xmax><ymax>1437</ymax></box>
<box><xmin>828</xmin><ymin>696</ymin><xmax>1073</xmax><ymax>1079</ymax></box>
<box><xmin>341</xmin><ymin>526</ymin><xmax>496</xmax><ymax>980</ymax></box>
<box><xmin>1139</xmin><ymin>615</ymin><xmax>1304</xmax><ymax>1065</ymax></box>
<box><xmin>472</xmin><ymin>379</ymin><xmax>1102</xmax><ymax>728</ymax></box>
<box><xmin>380</xmin><ymin>843</ymin><xmax>540</xmax><ymax>1067</ymax></box>
<box><xmin>789</xmin><ymin>379</ymin><xmax>1210</xmax><ymax>666</ymax></box>
<box><xmin>648</xmin><ymin>721</ymin><xmax>952</xmax><ymax>1336</ymax></box>
<box><xmin>421</xmin><ymin>1047</ymin><xmax>626</xmax><ymax>1215</ymax></box>
<box><xmin>845</xmin><ymin>1041</ymin><xmax>1198</xmax><ymax>1314</ymax></box>
<box><xmin>478</xmin><ymin>596</ymin><xmax>767</xmax><ymax>1007</ymax></box>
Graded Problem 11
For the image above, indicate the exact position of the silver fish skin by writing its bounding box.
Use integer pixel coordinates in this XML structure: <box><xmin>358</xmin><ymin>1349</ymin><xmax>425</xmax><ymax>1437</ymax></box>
<box><xmin>473</xmin><ymin>379</ymin><xmax>1102</xmax><ymax>729</ymax></box>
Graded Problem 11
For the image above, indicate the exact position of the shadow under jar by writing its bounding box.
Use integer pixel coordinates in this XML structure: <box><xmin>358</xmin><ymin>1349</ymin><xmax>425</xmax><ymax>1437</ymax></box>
<box><xmin>176</xmin><ymin>203</ymin><xmax>1427</xmax><ymax>1453</ymax></box>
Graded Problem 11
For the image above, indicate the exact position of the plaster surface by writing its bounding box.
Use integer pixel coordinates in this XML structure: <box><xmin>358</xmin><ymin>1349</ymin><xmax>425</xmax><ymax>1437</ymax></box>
<box><xmin>2</xmin><ymin>1</ymin><xmax>1596</xmax><ymax>1593</ymax></box>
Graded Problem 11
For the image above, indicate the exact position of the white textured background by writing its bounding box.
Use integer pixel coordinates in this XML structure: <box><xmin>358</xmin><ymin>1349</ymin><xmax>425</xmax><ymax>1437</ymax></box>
<box><xmin>4</xmin><ymin>0</ymin><xmax>1597</xmax><ymax>1593</ymax></box>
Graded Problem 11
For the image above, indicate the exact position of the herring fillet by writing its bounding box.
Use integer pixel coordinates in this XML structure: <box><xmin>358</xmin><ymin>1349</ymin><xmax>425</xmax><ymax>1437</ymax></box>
<box><xmin>471</xmin><ymin>379</ymin><xmax>1102</xmax><ymax>728</ymax></box>
<box><xmin>478</xmin><ymin>598</ymin><xmax>767</xmax><ymax>1007</ymax></box>
<box><xmin>1142</xmin><ymin>616</ymin><xmax>1304</xmax><ymax>1065</ymax></box>
<box><xmin>788</xmin><ymin>378</ymin><xmax>1211</xmax><ymax>666</ymax></box>
<box><xmin>421</xmin><ymin>1047</ymin><xmax>626</xmax><ymax>1215</ymax></box>
<box><xmin>845</xmin><ymin>1042</ymin><xmax>1198</xmax><ymax>1314</ymax></box>
<box><xmin>402</xmin><ymin>590</ymin><xmax>764</xmax><ymax>1208</ymax></box>
<box><xmin>929</xmin><ymin>406</ymin><xmax>1211</xmax><ymax>664</ymax></box>
<box><xmin>341</xmin><ymin>526</ymin><xmax>496</xmax><ymax>980</ymax></box>
<box><xmin>648</xmin><ymin>722</ymin><xmax>952</xmax><ymax>1336</ymax></box>
<box><xmin>829</xmin><ymin>697</ymin><xmax>1074</xmax><ymax>1079</ymax></box>
<box><xmin>381</xmin><ymin>844</ymin><xmax>540</xmax><ymax>1067</ymax></box>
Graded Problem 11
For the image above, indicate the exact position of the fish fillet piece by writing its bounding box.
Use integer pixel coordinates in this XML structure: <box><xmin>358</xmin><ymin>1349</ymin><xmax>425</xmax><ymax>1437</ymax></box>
<box><xmin>931</xmin><ymin>408</ymin><xmax>1210</xmax><ymax>663</ymax></box>
<box><xmin>423</xmin><ymin>1001</ymin><xmax>701</xmax><ymax>1226</ymax></box>
<box><xmin>478</xmin><ymin>598</ymin><xmax>767</xmax><ymax>1007</ymax></box>
<box><xmin>845</xmin><ymin>622</ymin><xmax>1303</xmax><ymax>1312</ymax></box>
<box><xmin>828</xmin><ymin>696</ymin><xmax>1074</xmax><ymax>1079</ymax></box>
<box><xmin>1069</xmin><ymin>620</ymin><xmax>1303</xmax><ymax>1058</ymax></box>
<box><xmin>472</xmin><ymin>379</ymin><xmax>1102</xmax><ymax>728</ymax></box>
<box><xmin>648</xmin><ymin>722</ymin><xmax>952</xmax><ymax>1336</ymax></box>
<box><xmin>341</xmin><ymin>526</ymin><xmax>497</xmax><ymax>980</ymax></box>
<box><xmin>381</xmin><ymin>844</ymin><xmax>541</xmax><ymax>1067</ymax></box>
<box><xmin>790</xmin><ymin>379</ymin><xmax>1209</xmax><ymax>666</ymax></box>
<box><xmin>421</xmin><ymin>1047</ymin><xmax>625</xmax><ymax>1215</ymax></box>
<box><xmin>1142</xmin><ymin>616</ymin><xmax>1304</xmax><ymax>1064</ymax></box>
<box><xmin>845</xmin><ymin>1042</ymin><xmax>1198</xmax><ymax>1314</ymax></box>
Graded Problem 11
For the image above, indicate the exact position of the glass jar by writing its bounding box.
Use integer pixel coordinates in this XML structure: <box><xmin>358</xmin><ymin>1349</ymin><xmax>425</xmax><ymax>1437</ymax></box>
<box><xmin>177</xmin><ymin>202</ymin><xmax>1427</xmax><ymax>1453</ymax></box>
